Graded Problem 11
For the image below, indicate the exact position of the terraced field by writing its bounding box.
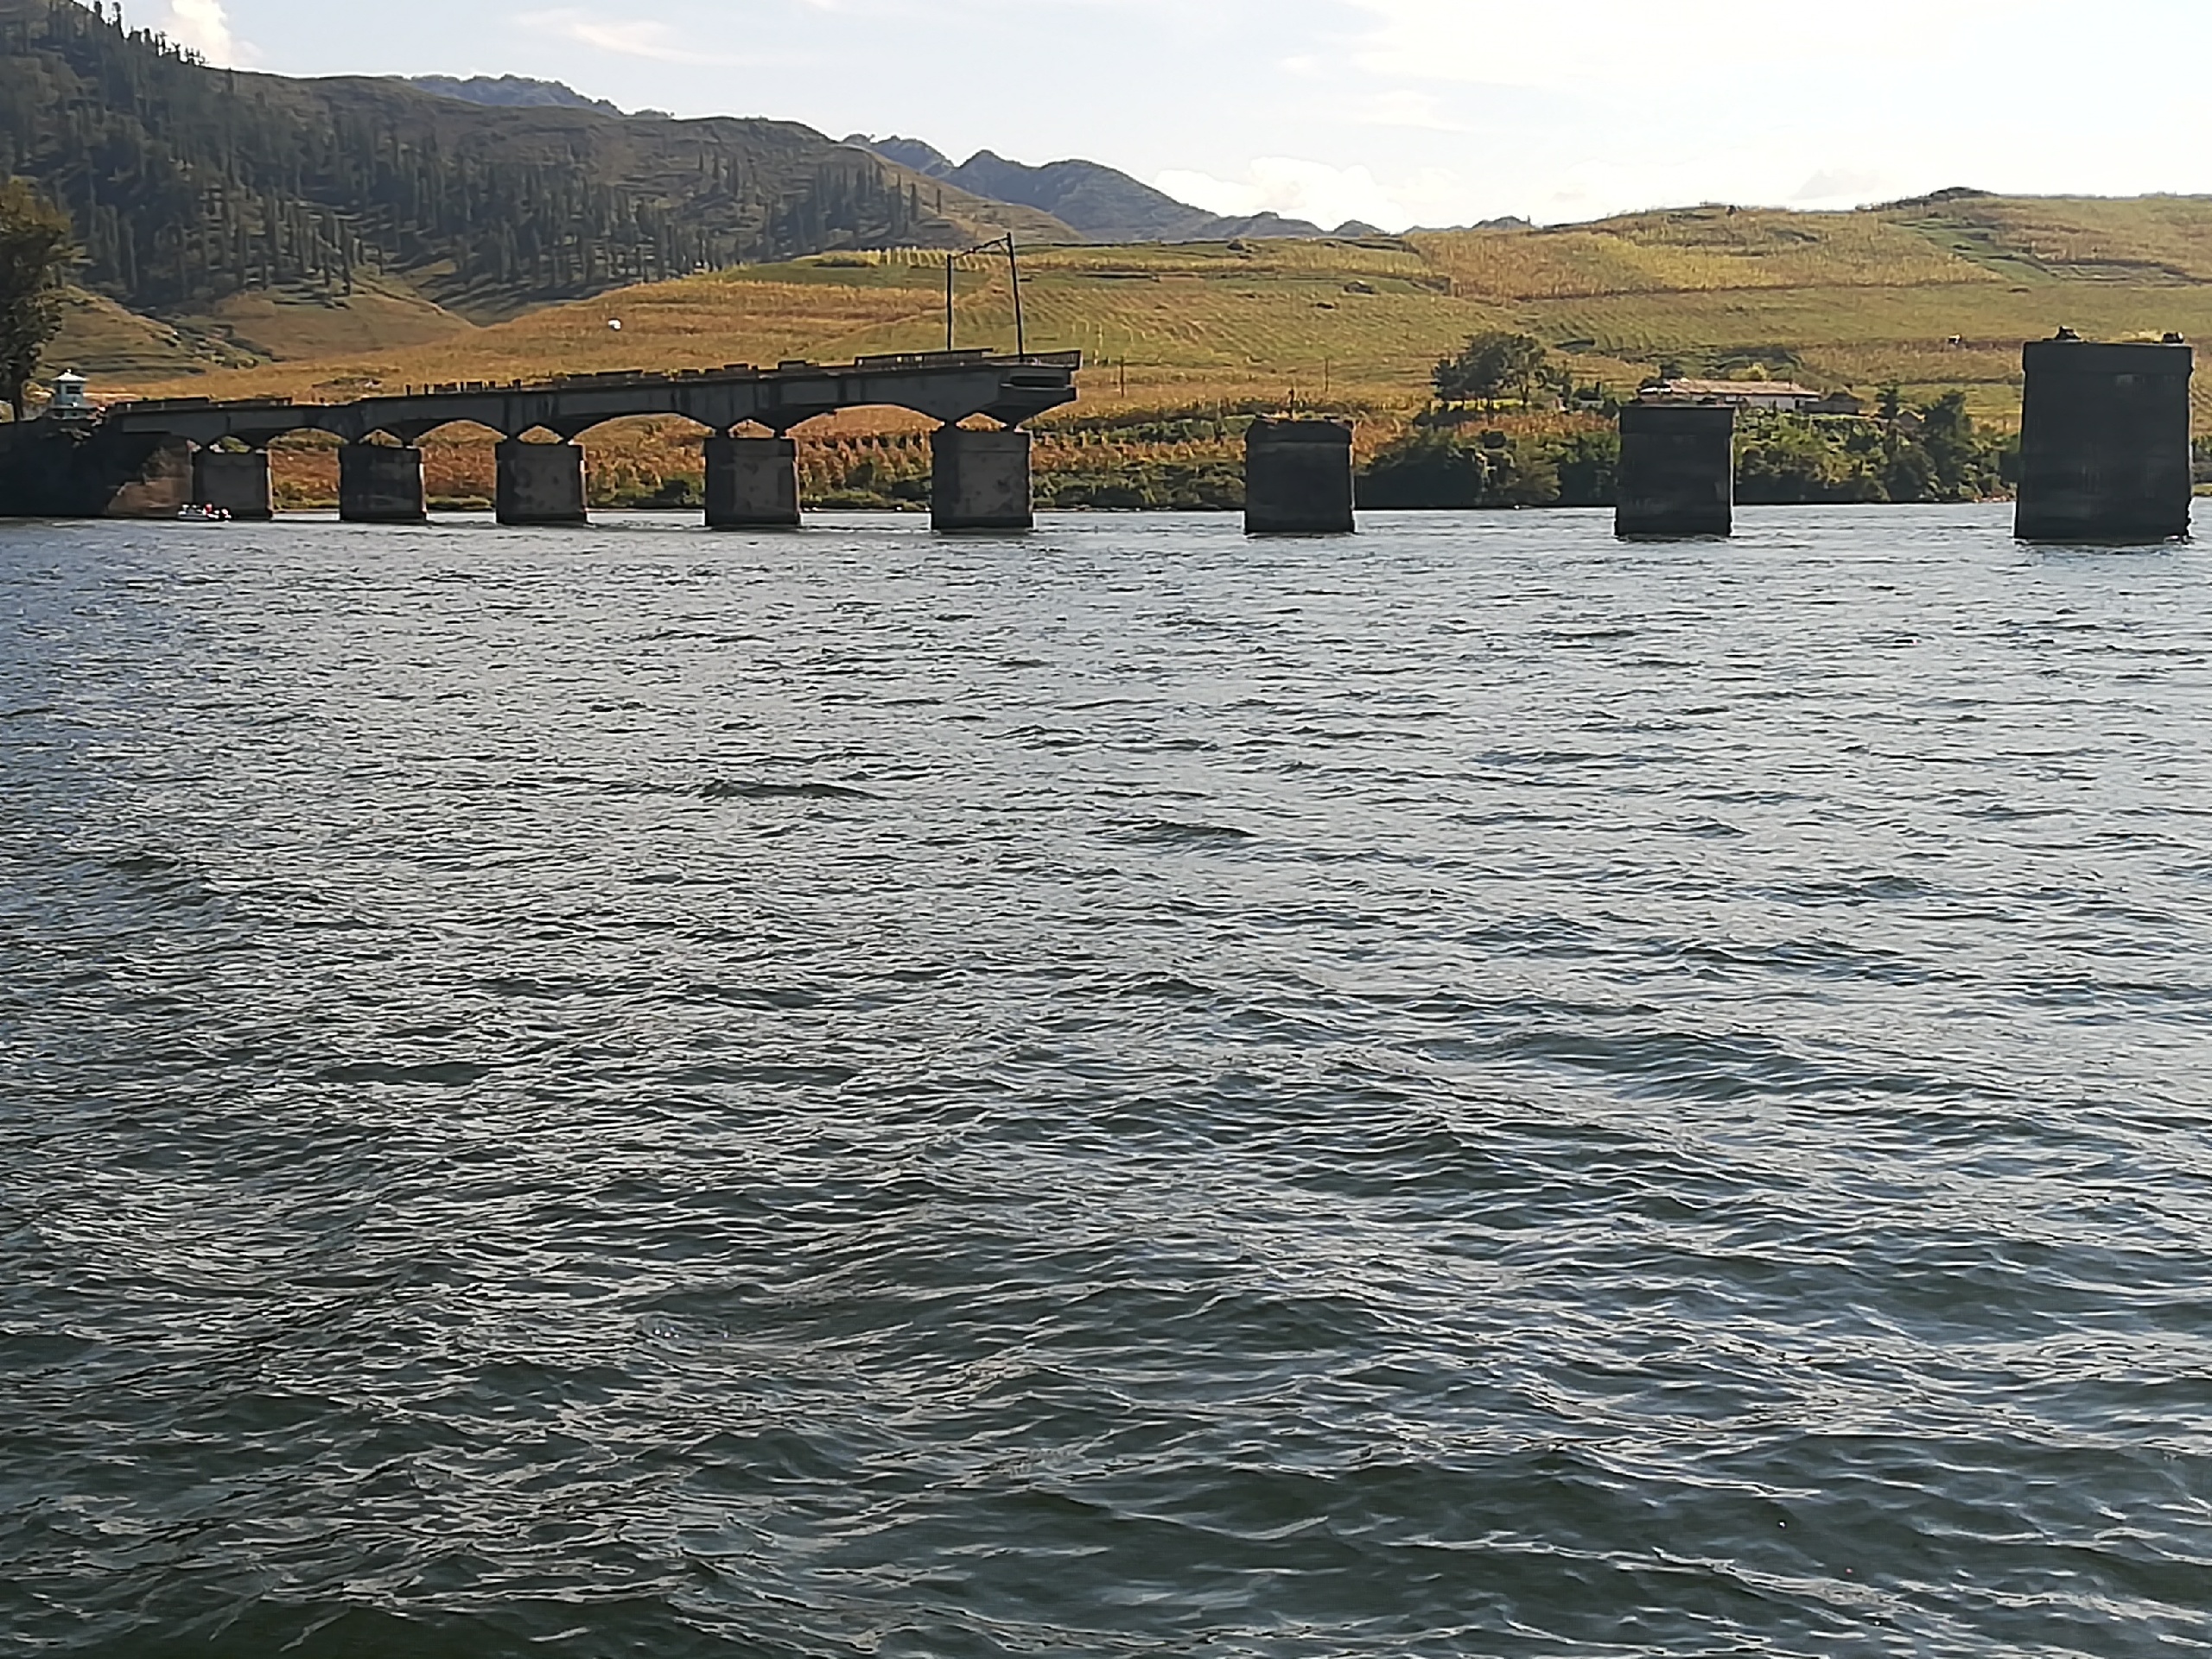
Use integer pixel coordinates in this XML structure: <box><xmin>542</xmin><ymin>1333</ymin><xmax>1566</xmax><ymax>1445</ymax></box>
<box><xmin>78</xmin><ymin>193</ymin><xmax>2212</xmax><ymax>503</ymax></box>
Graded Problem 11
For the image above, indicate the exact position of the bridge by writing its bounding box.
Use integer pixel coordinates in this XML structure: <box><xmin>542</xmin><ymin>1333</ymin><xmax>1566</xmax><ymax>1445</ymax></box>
<box><xmin>105</xmin><ymin>350</ymin><xmax>1082</xmax><ymax>531</ymax></box>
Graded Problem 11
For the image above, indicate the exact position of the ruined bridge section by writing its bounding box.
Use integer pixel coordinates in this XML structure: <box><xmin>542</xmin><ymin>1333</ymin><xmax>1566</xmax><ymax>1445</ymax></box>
<box><xmin>107</xmin><ymin>351</ymin><xmax>1081</xmax><ymax>531</ymax></box>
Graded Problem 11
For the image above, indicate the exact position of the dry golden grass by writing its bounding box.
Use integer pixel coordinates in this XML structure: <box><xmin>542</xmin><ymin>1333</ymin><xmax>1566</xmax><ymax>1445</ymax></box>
<box><xmin>116</xmin><ymin>270</ymin><xmax>950</xmax><ymax>403</ymax></box>
<box><xmin>1521</xmin><ymin>280</ymin><xmax>2212</xmax><ymax>421</ymax></box>
<box><xmin>183</xmin><ymin>283</ymin><xmax>477</xmax><ymax>362</ymax></box>
<box><xmin>111</xmin><ymin>251</ymin><xmax>1508</xmax><ymax>435</ymax></box>
<box><xmin>1415</xmin><ymin>207</ymin><xmax>1998</xmax><ymax>300</ymax></box>
<box><xmin>1909</xmin><ymin>195</ymin><xmax>2212</xmax><ymax>281</ymax></box>
<box><xmin>47</xmin><ymin>288</ymin><xmax>220</xmax><ymax>378</ymax></box>
<box><xmin>95</xmin><ymin>196</ymin><xmax>2212</xmax><ymax>476</ymax></box>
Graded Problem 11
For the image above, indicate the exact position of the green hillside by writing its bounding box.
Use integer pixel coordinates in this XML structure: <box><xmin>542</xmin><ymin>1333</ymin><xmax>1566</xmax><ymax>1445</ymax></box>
<box><xmin>1419</xmin><ymin>194</ymin><xmax>2212</xmax><ymax>423</ymax></box>
<box><xmin>80</xmin><ymin>194</ymin><xmax>2212</xmax><ymax>514</ymax></box>
<box><xmin>0</xmin><ymin>0</ymin><xmax>1074</xmax><ymax>328</ymax></box>
<box><xmin>855</xmin><ymin>137</ymin><xmax>1328</xmax><ymax>244</ymax></box>
<box><xmin>3</xmin><ymin>0</ymin><xmax>2199</xmax><ymax>440</ymax></box>
<box><xmin>102</xmin><ymin>195</ymin><xmax>2212</xmax><ymax>435</ymax></box>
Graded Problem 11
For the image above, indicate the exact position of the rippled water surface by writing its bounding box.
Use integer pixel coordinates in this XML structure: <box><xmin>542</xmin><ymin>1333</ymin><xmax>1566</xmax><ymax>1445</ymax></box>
<box><xmin>5</xmin><ymin>505</ymin><xmax>2212</xmax><ymax>1657</ymax></box>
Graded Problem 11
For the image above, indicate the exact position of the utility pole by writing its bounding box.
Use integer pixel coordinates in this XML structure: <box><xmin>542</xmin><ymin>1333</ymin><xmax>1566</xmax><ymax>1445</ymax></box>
<box><xmin>944</xmin><ymin>233</ymin><xmax>1027</xmax><ymax>357</ymax></box>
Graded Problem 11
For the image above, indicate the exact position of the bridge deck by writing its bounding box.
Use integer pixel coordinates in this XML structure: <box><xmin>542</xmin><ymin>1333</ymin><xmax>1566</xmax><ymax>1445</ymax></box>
<box><xmin>109</xmin><ymin>351</ymin><xmax>1082</xmax><ymax>447</ymax></box>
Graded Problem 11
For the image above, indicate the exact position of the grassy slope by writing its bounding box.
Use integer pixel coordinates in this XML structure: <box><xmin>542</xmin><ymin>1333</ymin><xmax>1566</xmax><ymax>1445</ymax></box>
<box><xmin>0</xmin><ymin>0</ymin><xmax>1077</xmax><ymax>334</ymax></box>
<box><xmin>181</xmin><ymin>281</ymin><xmax>481</xmax><ymax>363</ymax></box>
<box><xmin>105</xmin><ymin>197</ymin><xmax>2212</xmax><ymax>413</ymax></box>
<box><xmin>47</xmin><ymin>287</ymin><xmax>222</xmax><ymax>378</ymax></box>
<box><xmin>89</xmin><ymin>194</ymin><xmax>2212</xmax><ymax>503</ymax></box>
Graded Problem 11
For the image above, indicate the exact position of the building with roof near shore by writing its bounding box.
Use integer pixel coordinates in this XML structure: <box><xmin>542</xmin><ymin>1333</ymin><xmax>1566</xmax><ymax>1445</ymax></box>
<box><xmin>1639</xmin><ymin>378</ymin><xmax>1864</xmax><ymax>416</ymax></box>
<box><xmin>47</xmin><ymin>370</ymin><xmax>95</xmax><ymax>422</ymax></box>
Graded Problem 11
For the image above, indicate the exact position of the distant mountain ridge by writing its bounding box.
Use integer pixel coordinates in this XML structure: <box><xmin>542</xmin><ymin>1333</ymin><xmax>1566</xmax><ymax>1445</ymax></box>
<box><xmin>851</xmin><ymin>135</ymin><xmax>1333</xmax><ymax>244</ymax></box>
<box><xmin>404</xmin><ymin>74</ymin><xmax>623</xmax><ymax>114</ymax></box>
<box><xmin>2</xmin><ymin>0</ymin><xmax>1464</xmax><ymax>372</ymax></box>
<box><xmin>0</xmin><ymin>0</ymin><xmax>1076</xmax><ymax>328</ymax></box>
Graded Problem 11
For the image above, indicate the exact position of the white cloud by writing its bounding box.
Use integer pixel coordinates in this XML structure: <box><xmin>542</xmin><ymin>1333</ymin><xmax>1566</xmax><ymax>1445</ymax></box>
<box><xmin>1789</xmin><ymin>167</ymin><xmax>1916</xmax><ymax>210</ymax></box>
<box><xmin>1343</xmin><ymin>89</ymin><xmax>1466</xmax><ymax>134</ymax></box>
<box><xmin>1156</xmin><ymin>157</ymin><xmax>1418</xmax><ymax>232</ymax></box>
<box><xmin>193</xmin><ymin>0</ymin><xmax>2212</xmax><ymax>233</ymax></box>
<box><xmin>517</xmin><ymin>9</ymin><xmax>749</xmax><ymax>63</ymax></box>
<box><xmin>1344</xmin><ymin>0</ymin><xmax>2018</xmax><ymax>90</ymax></box>
<box><xmin>163</xmin><ymin>0</ymin><xmax>238</xmax><ymax>62</ymax></box>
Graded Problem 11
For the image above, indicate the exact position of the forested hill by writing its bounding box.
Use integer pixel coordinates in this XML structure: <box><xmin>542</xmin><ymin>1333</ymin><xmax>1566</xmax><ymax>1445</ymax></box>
<box><xmin>405</xmin><ymin>76</ymin><xmax>624</xmax><ymax>115</ymax></box>
<box><xmin>0</xmin><ymin>0</ymin><xmax>1076</xmax><ymax>322</ymax></box>
<box><xmin>854</xmin><ymin>137</ymin><xmax>1329</xmax><ymax>245</ymax></box>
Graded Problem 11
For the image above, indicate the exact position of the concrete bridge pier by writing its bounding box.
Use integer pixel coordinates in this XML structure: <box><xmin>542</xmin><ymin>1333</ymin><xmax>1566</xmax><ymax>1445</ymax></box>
<box><xmin>1617</xmin><ymin>404</ymin><xmax>1735</xmax><ymax>537</ymax></box>
<box><xmin>705</xmin><ymin>435</ymin><xmax>800</xmax><ymax>528</ymax></box>
<box><xmin>931</xmin><ymin>425</ymin><xmax>1032</xmax><ymax>531</ymax></box>
<box><xmin>0</xmin><ymin>425</ymin><xmax>190</xmax><ymax>517</ymax></box>
<box><xmin>497</xmin><ymin>439</ymin><xmax>588</xmax><ymax>526</ymax></box>
<box><xmin>339</xmin><ymin>443</ymin><xmax>426</xmax><ymax>524</ymax></box>
<box><xmin>1245</xmin><ymin>417</ymin><xmax>1356</xmax><ymax>533</ymax></box>
<box><xmin>2016</xmin><ymin>335</ymin><xmax>2194</xmax><ymax>543</ymax></box>
<box><xmin>191</xmin><ymin>447</ymin><xmax>273</xmax><ymax>520</ymax></box>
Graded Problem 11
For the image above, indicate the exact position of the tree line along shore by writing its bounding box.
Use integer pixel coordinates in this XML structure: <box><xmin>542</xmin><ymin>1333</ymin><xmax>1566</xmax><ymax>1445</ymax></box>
<box><xmin>23</xmin><ymin>208</ymin><xmax>2212</xmax><ymax>510</ymax></box>
<box><xmin>8</xmin><ymin>0</ymin><xmax>2212</xmax><ymax>510</ymax></box>
<box><xmin>12</xmin><ymin>186</ymin><xmax>2212</xmax><ymax>510</ymax></box>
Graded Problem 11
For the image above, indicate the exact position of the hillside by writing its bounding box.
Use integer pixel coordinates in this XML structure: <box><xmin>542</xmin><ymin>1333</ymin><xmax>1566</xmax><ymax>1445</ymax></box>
<box><xmin>0</xmin><ymin>0</ymin><xmax>1075</xmax><ymax>333</ymax></box>
<box><xmin>855</xmin><ymin>136</ymin><xmax>1327</xmax><ymax>243</ymax></box>
<box><xmin>76</xmin><ymin>194</ymin><xmax>2212</xmax><ymax>515</ymax></box>
<box><xmin>404</xmin><ymin>75</ymin><xmax>623</xmax><ymax>115</ymax></box>
<box><xmin>46</xmin><ymin>283</ymin><xmax>225</xmax><ymax>377</ymax></box>
<box><xmin>95</xmin><ymin>196</ymin><xmax>2212</xmax><ymax>432</ymax></box>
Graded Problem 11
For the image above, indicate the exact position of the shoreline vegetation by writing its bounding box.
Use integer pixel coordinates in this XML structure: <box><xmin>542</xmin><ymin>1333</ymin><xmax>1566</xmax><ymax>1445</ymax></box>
<box><xmin>66</xmin><ymin>208</ymin><xmax>2212</xmax><ymax>511</ymax></box>
<box><xmin>253</xmin><ymin>338</ymin><xmax>2029</xmax><ymax>514</ymax></box>
<box><xmin>262</xmin><ymin>404</ymin><xmax>2018</xmax><ymax>516</ymax></box>
<box><xmin>13</xmin><ymin>3</ymin><xmax>2212</xmax><ymax>511</ymax></box>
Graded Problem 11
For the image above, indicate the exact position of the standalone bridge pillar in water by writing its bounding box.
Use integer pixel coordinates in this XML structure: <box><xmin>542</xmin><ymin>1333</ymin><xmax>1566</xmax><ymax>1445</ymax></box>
<box><xmin>705</xmin><ymin>435</ymin><xmax>800</xmax><ymax>528</ymax></box>
<box><xmin>496</xmin><ymin>439</ymin><xmax>588</xmax><ymax>527</ymax></box>
<box><xmin>191</xmin><ymin>448</ymin><xmax>272</xmax><ymax>520</ymax></box>
<box><xmin>2016</xmin><ymin>335</ymin><xmax>2194</xmax><ymax>543</ymax></box>
<box><xmin>1244</xmin><ymin>417</ymin><xmax>1356</xmax><ymax>534</ymax></box>
<box><xmin>931</xmin><ymin>425</ymin><xmax>1032</xmax><ymax>531</ymax></box>
<box><xmin>1617</xmin><ymin>404</ymin><xmax>1735</xmax><ymax>537</ymax></box>
<box><xmin>338</xmin><ymin>443</ymin><xmax>426</xmax><ymax>524</ymax></box>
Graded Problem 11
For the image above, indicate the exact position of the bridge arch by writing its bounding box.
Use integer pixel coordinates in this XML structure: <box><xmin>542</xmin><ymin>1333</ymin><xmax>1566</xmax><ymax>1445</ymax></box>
<box><xmin>105</xmin><ymin>352</ymin><xmax>1080</xmax><ymax>528</ymax></box>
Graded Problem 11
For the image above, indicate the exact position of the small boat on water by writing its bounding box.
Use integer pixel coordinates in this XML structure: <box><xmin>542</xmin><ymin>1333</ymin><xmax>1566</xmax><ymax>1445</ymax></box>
<box><xmin>176</xmin><ymin>504</ymin><xmax>232</xmax><ymax>523</ymax></box>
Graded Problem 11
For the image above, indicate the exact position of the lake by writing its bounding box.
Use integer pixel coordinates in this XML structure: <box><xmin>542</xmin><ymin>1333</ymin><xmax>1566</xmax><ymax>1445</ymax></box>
<box><xmin>3</xmin><ymin>505</ymin><xmax>2209</xmax><ymax>1657</ymax></box>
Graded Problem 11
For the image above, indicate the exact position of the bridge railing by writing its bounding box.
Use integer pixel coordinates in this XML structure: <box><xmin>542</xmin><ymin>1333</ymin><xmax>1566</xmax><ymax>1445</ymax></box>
<box><xmin>109</xmin><ymin>349</ymin><xmax>1084</xmax><ymax>419</ymax></box>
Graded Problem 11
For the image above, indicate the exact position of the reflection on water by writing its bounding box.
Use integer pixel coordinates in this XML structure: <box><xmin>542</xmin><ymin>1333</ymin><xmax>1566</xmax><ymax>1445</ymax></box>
<box><xmin>3</xmin><ymin>506</ymin><xmax>2209</xmax><ymax>1657</ymax></box>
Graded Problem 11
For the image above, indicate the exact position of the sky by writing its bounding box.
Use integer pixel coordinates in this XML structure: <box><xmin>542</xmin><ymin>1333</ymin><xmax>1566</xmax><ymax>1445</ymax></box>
<box><xmin>137</xmin><ymin>0</ymin><xmax>2212</xmax><ymax>232</ymax></box>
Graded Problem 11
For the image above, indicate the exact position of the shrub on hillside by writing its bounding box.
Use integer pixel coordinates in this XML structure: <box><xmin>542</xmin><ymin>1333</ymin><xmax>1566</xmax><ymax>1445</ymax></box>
<box><xmin>1737</xmin><ymin>398</ymin><xmax>2012</xmax><ymax>505</ymax></box>
<box><xmin>1358</xmin><ymin>426</ymin><xmax>1611</xmax><ymax>509</ymax></box>
<box><xmin>1433</xmin><ymin>331</ymin><xmax>1554</xmax><ymax>407</ymax></box>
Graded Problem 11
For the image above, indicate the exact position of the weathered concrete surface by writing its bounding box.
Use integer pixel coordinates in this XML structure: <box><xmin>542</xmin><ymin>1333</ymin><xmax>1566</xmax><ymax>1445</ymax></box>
<box><xmin>192</xmin><ymin>448</ymin><xmax>273</xmax><ymax>520</ymax></box>
<box><xmin>108</xmin><ymin>352</ymin><xmax>1082</xmax><ymax>448</ymax></box>
<box><xmin>2017</xmin><ymin>338</ymin><xmax>2193</xmax><ymax>543</ymax></box>
<box><xmin>496</xmin><ymin>440</ymin><xmax>587</xmax><ymax>526</ymax></box>
<box><xmin>705</xmin><ymin>435</ymin><xmax>800</xmax><ymax>528</ymax></box>
<box><xmin>0</xmin><ymin>422</ymin><xmax>191</xmax><ymax>518</ymax></box>
<box><xmin>1618</xmin><ymin>404</ymin><xmax>1735</xmax><ymax>537</ymax></box>
<box><xmin>931</xmin><ymin>426</ymin><xmax>1032</xmax><ymax>531</ymax></box>
<box><xmin>1245</xmin><ymin>417</ymin><xmax>1356</xmax><ymax>534</ymax></box>
<box><xmin>339</xmin><ymin>443</ymin><xmax>426</xmax><ymax>524</ymax></box>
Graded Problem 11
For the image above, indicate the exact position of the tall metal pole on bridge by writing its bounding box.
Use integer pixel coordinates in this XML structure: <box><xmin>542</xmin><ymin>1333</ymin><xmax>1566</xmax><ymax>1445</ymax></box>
<box><xmin>945</xmin><ymin>234</ymin><xmax>1027</xmax><ymax>359</ymax></box>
